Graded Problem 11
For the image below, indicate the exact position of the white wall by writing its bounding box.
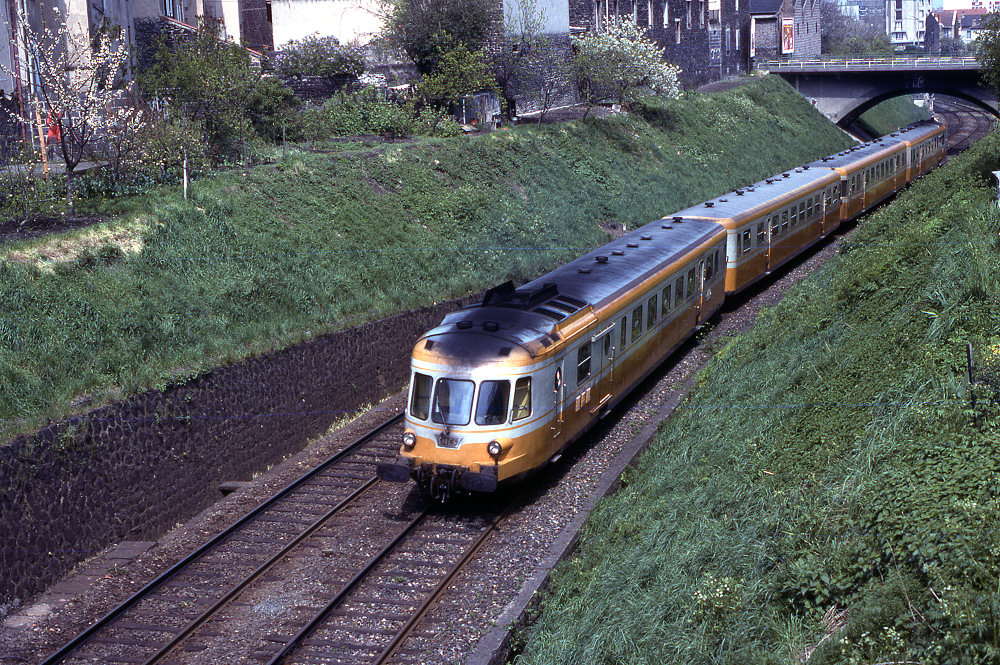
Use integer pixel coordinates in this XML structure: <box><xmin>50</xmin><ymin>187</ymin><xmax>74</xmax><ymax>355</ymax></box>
<box><xmin>270</xmin><ymin>0</ymin><xmax>384</xmax><ymax>47</ymax></box>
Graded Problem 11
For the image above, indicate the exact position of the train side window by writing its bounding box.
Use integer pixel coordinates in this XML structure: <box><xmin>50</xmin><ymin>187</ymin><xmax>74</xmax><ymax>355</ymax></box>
<box><xmin>705</xmin><ymin>257</ymin><xmax>713</xmax><ymax>281</ymax></box>
<box><xmin>620</xmin><ymin>316</ymin><xmax>627</xmax><ymax>349</ymax></box>
<box><xmin>410</xmin><ymin>372</ymin><xmax>432</xmax><ymax>420</ymax></box>
<box><xmin>512</xmin><ymin>377</ymin><xmax>531</xmax><ymax>421</ymax></box>
<box><xmin>661</xmin><ymin>285</ymin><xmax>671</xmax><ymax>314</ymax></box>
<box><xmin>647</xmin><ymin>295</ymin><xmax>658</xmax><ymax>327</ymax></box>
<box><xmin>771</xmin><ymin>215</ymin><xmax>780</xmax><ymax>238</ymax></box>
<box><xmin>757</xmin><ymin>222</ymin><xmax>766</xmax><ymax>246</ymax></box>
<box><xmin>741</xmin><ymin>228</ymin><xmax>752</xmax><ymax>254</ymax></box>
<box><xmin>631</xmin><ymin>305</ymin><xmax>643</xmax><ymax>343</ymax></box>
<box><xmin>476</xmin><ymin>380</ymin><xmax>511</xmax><ymax>425</ymax></box>
<box><xmin>432</xmin><ymin>378</ymin><xmax>475</xmax><ymax>426</ymax></box>
<box><xmin>687</xmin><ymin>268</ymin><xmax>696</xmax><ymax>296</ymax></box>
<box><xmin>806</xmin><ymin>197</ymin><xmax>813</xmax><ymax>218</ymax></box>
<box><xmin>798</xmin><ymin>201</ymin><xmax>805</xmax><ymax>222</ymax></box>
<box><xmin>736</xmin><ymin>230</ymin><xmax>742</xmax><ymax>255</ymax></box>
<box><xmin>576</xmin><ymin>344</ymin><xmax>591</xmax><ymax>385</ymax></box>
<box><xmin>603</xmin><ymin>333</ymin><xmax>611</xmax><ymax>357</ymax></box>
<box><xmin>789</xmin><ymin>205</ymin><xmax>797</xmax><ymax>227</ymax></box>
<box><xmin>674</xmin><ymin>278</ymin><xmax>684</xmax><ymax>307</ymax></box>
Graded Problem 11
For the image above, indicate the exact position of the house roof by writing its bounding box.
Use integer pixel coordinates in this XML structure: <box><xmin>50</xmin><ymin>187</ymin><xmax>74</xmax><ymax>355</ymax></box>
<box><xmin>749</xmin><ymin>0</ymin><xmax>783</xmax><ymax>15</ymax></box>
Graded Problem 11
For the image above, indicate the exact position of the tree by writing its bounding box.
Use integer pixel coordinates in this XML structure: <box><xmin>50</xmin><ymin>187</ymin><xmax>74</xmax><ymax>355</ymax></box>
<box><xmin>977</xmin><ymin>13</ymin><xmax>1000</xmax><ymax>97</ymax></box>
<box><xmin>820</xmin><ymin>0</ymin><xmax>893</xmax><ymax>55</ymax></box>
<box><xmin>383</xmin><ymin>0</ymin><xmax>496</xmax><ymax>72</ymax></box>
<box><xmin>0</xmin><ymin>14</ymin><xmax>137</xmax><ymax>210</ymax></box>
<box><xmin>568</xmin><ymin>21</ymin><xmax>681</xmax><ymax>116</ymax></box>
<box><xmin>139</xmin><ymin>19</ymin><xmax>285</xmax><ymax>160</ymax></box>
<box><xmin>418</xmin><ymin>41</ymin><xmax>497</xmax><ymax>108</ymax></box>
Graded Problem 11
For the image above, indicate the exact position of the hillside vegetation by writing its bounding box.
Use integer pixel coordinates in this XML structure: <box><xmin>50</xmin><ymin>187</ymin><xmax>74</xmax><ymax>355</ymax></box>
<box><xmin>0</xmin><ymin>76</ymin><xmax>854</xmax><ymax>443</ymax></box>
<box><xmin>515</xmin><ymin>123</ymin><xmax>1000</xmax><ymax>661</ymax></box>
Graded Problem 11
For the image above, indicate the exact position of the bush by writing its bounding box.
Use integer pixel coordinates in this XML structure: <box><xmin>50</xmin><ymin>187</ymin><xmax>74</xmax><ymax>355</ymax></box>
<box><xmin>296</xmin><ymin>88</ymin><xmax>461</xmax><ymax>139</ymax></box>
<box><xmin>418</xmin><ymin>43</ymin><xmax>497</xmax><ymax>108</ymax></box>
<box><xmin>383</xmin><ymin>0</ymin><xmax>494</xmax><ymax>73</ymax></box>
<box><xmin>270</xmin><ymin>35</ymin><xmax>365</xmax><ymax>79</ymax></box>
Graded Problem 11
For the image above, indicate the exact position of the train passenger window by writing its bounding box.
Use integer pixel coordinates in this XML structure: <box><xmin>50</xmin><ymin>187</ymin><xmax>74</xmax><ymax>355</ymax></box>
<box><xmin>431</xmin><ymin>378</ymin><xmax>475</xmax><ymax>426</ymax></box>
<box><xmin>647</xmin><ymin>295</ymin><xmax>658</xmax><ymax>327</ymax></box>
<box><xmin>661</xmin><ymin>285</ymin><xmax>671</xmax><ymax>314</ymax></box>
<box><xmin>675</xmin><ymin>278</ymin><xmax>684</xmax><ymax>307</ymax></box>
<box><xmin>512</xmin><ymin>378</ymin><xmax>531</xmax><ymax>422</ymax></box>
<box><xmin>757</xmin><ymin>222</ymin><xmax>766</xmax><ymax>246</ymax></box>
<box><xmin>806</xmin><ymin>198</ymin><xmax>813</xmax><ymax>218</ymax></box>
<box><xmin>476</xmin><ymin>380</ymin><xmax>511</xmax><ymax>425</ymax></box>
<box><xmin>741</xmin><ymin>228</ymin><xmax>752</xmax><ymax>254</ymax></box>
<box><xmin>798</xmin><ymin>201</ymin><xmax>805</xmax><ymax>222</ymax></box>
<box><xmin>687</xmin><ymin>268</ymin><xmax>696</xmax><ymax>296</ymax></box>
<box><xmin>576</xmin><ymin>344</ymin><xmax>591</xmax><ymax>385</ymax></box>
<box><xmin>789</xmin><ymin>206</ymin><xmax>796</xmax><ymax>227</ymax></box>
<box><xmin>632</xmin><ymin>306</ymin><xmax>643</xmax><ymax>343</ymax></box>
<box><xmin>772</xmin><ymin>215</ymin><xmax>781</xmax><ymax>238</ymax></box>
<box><xmin>603</xmin><ymin>333</ymin><xmax>611</xmax><ymax>357</ymax></box>
<box><xmin>410</xmin><ymin>373</ymin><xmax>432</xmax><ymax>420</ymax></box>
<box><xmin>620</xmin><ymin>316</ymin><xmax>627</xmax><ymax>349</ymax></box>
<box><xmin>705</xmin><ymin>257</ymin><xmax>713</xmax><ymax>281</ymax></box>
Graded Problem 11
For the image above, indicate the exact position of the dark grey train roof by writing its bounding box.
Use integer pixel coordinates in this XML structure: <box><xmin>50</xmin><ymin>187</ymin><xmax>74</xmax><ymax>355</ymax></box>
<box><xmin>423</xmin><ymin>218</ymin><xmax>725</xmax><ymax>351</ymax></box>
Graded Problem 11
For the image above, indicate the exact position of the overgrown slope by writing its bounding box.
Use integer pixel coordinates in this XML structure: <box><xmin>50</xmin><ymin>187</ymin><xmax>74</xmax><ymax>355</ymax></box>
<box><xmin>0</xmin><ymin>75</ymin><xmax>853</xmax><ymax>442</ymax></box>
<box><xmin>516</xmin><ymin>126</ymin><xmax>1000</xmax><ymax>662</ymax></box>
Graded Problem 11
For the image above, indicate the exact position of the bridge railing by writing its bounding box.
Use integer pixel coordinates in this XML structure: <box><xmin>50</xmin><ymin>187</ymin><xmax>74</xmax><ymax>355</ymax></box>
<box><xmin>756</xmin><ymin>56</ymin><xmax>979</xmax><ymax>71</ymax></box>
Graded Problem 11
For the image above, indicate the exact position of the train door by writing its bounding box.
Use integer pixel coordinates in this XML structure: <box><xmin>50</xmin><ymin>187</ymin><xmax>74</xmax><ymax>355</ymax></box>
<box><xmin>551</xmin><ymin>362</ymin><xmax>564</xmax><ymax>439</ymax></box>
<box><xmin>695</xmin><ymin>258</ymin><xmax>706</xmax><ymax>323</ymax></box>
<box><xmin>593</xmin><ymin>327</ymin><xmax>615</xmax><ymax>415</ymax></box>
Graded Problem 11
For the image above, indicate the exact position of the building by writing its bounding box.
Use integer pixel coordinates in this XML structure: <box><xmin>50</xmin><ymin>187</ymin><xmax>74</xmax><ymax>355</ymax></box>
<box><xmin>886</xmin><ymin>0</ymin><xmax>933</xmax><ymax>48</ymax></box>
<box><xmin>926</xmin><ymin>7</ymin><xmax>987</xmax><ymax>48</ymax></box>
<box><xmin>568</xmin><ymin>0</ymin><xmax>750</xmax><ymax>86</ymax></box>
<box><xmin>749</xmin><ymin>0</ymin><xmax>820</xmax><ymax>64</ymax></box>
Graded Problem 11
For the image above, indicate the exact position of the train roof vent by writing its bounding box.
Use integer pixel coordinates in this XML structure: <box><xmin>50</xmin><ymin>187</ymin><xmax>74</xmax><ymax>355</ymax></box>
<box><xmin>556</xmin><ymin>294</ymin><xmax>587</xmax><ymax>308</ymax></box>
<box><xmin>482</xmin><ymin>280</ymin><xmax>558</xmax><ymax>309</ymax></box>
<box><xmin>457</xmin><ymin>320</ymin><xmax>473</xmax><ymax>329</ymax></box>
<box><xmin>578</xmin><ymin>267</ymin><xmax>592</xmax><ymax>274</ymax></box>
<box><xmin>782</xmin><ymin>173</ymin><xmax>790</xmax><ymax>178</ymax></box>
<box><xmin>498</xmin><ymin>346</ymin><xmax>512</xmax><ymax>357</ymax></box>
<box><xmin>641</xmin><ymin>234</ymin><xmax>652</xmax><ymax>240</ymax></box>
<box><xmin>746</xmin><ymin>186</ymin><xmax>756</xmax><ymax>191</ymax></box>
<box><xmin>794</xmin><ymin>168</ymin><xmax>802</xmax><ymax>173</ymax></box>
<box><xmin>661</xmin><ymin>224</ymin><xmax>673</xmax><ymax>229</ymax></box>
<box><xmin>735</xmin><ymin>189</ymin><xmax>744</xmax><ymax>195</ymax></box>
<box><xmin>533</xmin><ymin>307</ymin><xmax>565</xmax><ymax>320</ymax></box>
<box><xmin>595</xmin><ymin>255</ymin><xmax>609</xmax><ymax>264</ymax></box>
<box><xmin>765</xmin><ymin>179</ymin><xmax>773</xmax><ymax>184</ymax></box>
<box><xmin>627</xmin><ymin>242</ymin><xmax>639</xmax><ymax>248</ymax></box>
<box><xmin>803</xmin><ymin>165</ymin><xmax>810</xmax><ymax>170</ymax></box>
<box><xmin>547</xmin><ymin>300</ymin><xmax>577</xmax><ymax>314</ymax></box>
<box><xmin>672</xmin><ymin>216</ymin><xmax>683</xmax><ymax>222</ymax></box>
<box><xmin>705</xmin><ymin>201</ymin><xmax>715</xmax><ymax>207</ymax></box>
<box><xmin>719</xmin><ymin>198</ymin><xmax>728</xmax><ymax>202</ymax></box>
<box><xmin>612</xmin><ymin>249</ymin><xmax>625</xmax><ymax>256</ymax></box>
<box><xmin>483</xmin><ymin>321</ymin><xmax>500</xmax><ymax>331</ymax></box>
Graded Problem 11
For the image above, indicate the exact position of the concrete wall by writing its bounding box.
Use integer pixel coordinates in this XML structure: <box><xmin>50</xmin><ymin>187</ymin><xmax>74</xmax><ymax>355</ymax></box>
<box><xmin>0</xmin><ymin>297</ymin><xmax>474</xmax><ymax>614</ymax></box>
<box><xmin>271</xmin><ymin>0</ymin><xmax>384</xmax><ymax>47</ymax></box>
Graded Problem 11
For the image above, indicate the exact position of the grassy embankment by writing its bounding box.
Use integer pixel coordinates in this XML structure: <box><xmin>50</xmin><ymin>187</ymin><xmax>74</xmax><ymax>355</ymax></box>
<box><xmin>858</xmin><ymin>95</ymin><xmax>931</xmax><ymax>137</ymax></box>
<box><xmin>0</xmin><ymin>76</ymin><xmax>854</xmax><ymax>443</ymax></box>
<box><xmin>515</xmin><ymin>122</ymin><xmax>1000</xmax><ymax>661</ymax></box>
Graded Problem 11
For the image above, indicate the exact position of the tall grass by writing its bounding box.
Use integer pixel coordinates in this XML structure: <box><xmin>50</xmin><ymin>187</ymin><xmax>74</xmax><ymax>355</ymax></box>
<box><xmin>0</xmin><ymin>75</ymin><xmax>853</xmax><ymax>443</ymax></box>
<box><xmin>516</xmin><ymin>128</ymin><xmax>1000</xmax><ymax>663</ymax></box>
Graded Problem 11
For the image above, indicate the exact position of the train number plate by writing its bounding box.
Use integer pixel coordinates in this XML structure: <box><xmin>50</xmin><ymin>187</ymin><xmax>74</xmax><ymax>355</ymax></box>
<box><xmin>437</xmin><ymin>434</ymin><xmax>462</xmax><ymax>449</ymax></box>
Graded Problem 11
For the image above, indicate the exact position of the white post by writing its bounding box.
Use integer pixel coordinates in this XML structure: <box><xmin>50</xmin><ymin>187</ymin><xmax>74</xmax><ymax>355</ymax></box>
<box><xmin>183</xmin><ymin>149</ymin><xmax>189</xmax><ymax>200</ymax></box>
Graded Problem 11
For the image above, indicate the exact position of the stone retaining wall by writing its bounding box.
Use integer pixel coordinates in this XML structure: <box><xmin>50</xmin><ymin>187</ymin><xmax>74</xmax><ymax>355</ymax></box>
<box><xmin>0</xmin><ymin>298</ymin><xmax>469</xmax><ymax>613</ymax></box>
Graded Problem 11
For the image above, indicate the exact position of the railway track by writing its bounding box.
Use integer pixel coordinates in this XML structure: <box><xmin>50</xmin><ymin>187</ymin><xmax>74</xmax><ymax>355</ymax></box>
<box><xmin>935</xmin><ymin>96</ymin><xmax>995</xmax><ymax>158</ymax></box>
<box><xmin>38</xmin><ymin>414</ymin><xmax>407</xmax><ymax>665</ymax></box>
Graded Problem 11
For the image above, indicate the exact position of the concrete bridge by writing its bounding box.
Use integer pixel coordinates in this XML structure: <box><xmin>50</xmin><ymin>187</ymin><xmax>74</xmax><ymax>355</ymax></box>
<box><xmin>757</xmin><ymin>57</ymin><xmax>998</xmax><ymax>126</ymax></box>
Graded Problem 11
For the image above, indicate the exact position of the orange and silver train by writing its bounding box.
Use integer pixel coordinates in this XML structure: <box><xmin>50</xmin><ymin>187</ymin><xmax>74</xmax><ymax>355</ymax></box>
<box><xmin>376</xmin><ymin>120</ymin><xmax>947</xmax><ymax>500</ymax></box>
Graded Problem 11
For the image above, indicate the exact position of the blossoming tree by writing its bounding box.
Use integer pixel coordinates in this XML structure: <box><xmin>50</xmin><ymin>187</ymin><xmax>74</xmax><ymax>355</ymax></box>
<box><xmin>569</xmin><ymin>21</ymin><xmax>682</xmax><ymax>116</ymax></box>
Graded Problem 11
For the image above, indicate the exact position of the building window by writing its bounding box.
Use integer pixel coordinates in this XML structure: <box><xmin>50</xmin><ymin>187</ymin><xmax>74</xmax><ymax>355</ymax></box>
<box><xmin>663</xmin><ymin>0</ymin><xmax>669</xmax><ymax>27</ymax></box>
<box><xmin>676</xmin><ymin>17</ymin><xmax>682</xmax><ymax>41</ymax></box>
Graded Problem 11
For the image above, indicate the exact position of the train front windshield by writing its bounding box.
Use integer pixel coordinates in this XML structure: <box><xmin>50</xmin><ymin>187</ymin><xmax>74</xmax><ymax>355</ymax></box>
<box><xmin>409</xmin><ymin>372</ymin><xmax>532</xmax><ymax>429</ymax></box>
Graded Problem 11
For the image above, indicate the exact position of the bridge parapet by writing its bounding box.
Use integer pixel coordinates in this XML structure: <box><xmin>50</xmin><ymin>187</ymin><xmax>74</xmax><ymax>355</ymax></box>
<box><xmin>757</xmin><ymin>56</ymin><xmax>979</xmax><ymax>72</ymax></box>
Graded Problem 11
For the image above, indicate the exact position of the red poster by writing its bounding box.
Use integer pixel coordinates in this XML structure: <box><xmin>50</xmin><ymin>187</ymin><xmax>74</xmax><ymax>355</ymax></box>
<box><xmin>781</xmin><ymin>17</ymin><xmax>794</xmax><ymax>54</ymax></box>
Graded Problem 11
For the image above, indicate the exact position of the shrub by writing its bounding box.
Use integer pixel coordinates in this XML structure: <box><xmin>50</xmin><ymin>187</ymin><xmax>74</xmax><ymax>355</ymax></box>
<box><xmin>270</xmin><ymin>35</ymin><xmax>365</xmax><ymax>79</ymax></box>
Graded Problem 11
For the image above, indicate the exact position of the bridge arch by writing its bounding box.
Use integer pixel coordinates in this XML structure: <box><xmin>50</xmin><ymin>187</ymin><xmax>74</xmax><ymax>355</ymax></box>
<box><xmin>839</xmin><ymin>88</ymin><xmax>1000</xmax><ymax>128</ymax></box>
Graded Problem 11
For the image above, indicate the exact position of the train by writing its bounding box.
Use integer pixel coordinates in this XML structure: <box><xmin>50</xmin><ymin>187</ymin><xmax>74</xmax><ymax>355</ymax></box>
<box><xmin>376</xmin><ymin>120</ymin><xmax>948</xmax><ymax>501</ymax></box>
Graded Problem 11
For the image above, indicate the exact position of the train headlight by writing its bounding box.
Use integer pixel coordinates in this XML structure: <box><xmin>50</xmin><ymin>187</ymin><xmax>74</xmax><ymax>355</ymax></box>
<box><xmin>402</xmin><ymin>432</ymin><xmax>416</xmax><ymax>449</ymax></box>
<box><xmin>487</xmin><ymin>440</ymin><xmax>503</xmax><ymax>458</ymax></box>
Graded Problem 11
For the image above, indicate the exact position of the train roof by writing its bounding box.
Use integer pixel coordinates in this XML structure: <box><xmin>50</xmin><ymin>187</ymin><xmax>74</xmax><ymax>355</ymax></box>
<box><xmin>664</xmin><ymin>165</ymin><xmax>840</xmax><ymax>225</ymax></box>
<box><xmin>805</xmin><ymin>121</ymin><xmax>944</xmax><ymax>169</ymax></box>
<box><xmin>416</xmin><ymin>218</ymin><xmax>725</xmax><ymax>362</ymax></box>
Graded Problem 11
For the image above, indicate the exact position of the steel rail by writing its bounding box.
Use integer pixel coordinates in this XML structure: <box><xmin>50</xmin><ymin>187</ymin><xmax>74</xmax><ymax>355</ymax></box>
<box><xmin>265</xmin><ymin>509</ymin><xmax>431</xmax><ymax>665</ymax></box>
<box><xmin>39</xmin><ymin>411</ymin><xmax>404</xmax><ymax>665</ymax></box>
<box><xmin>372</xmin><ymin>503</ymin><xmax>513</xmax><ymax>665</ymax></box>
<box><xmin>139</xmin><ymin>477</ymin><xmax>380</xmax><ymax>665</ymax></box>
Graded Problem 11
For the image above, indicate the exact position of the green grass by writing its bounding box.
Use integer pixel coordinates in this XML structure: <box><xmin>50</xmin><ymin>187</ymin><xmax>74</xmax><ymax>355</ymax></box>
<box><xmin>514</xmin><ymin>126</ymin><xmax>1000</xmax><ymax>663</ymax></box>
<box><xmin>0</xmin><ymin>75</ymin><xmax>854</xmax><ymax>443</ymax></box>
<box><xmin>857</xmin><ymin>95</ymin><xmax>931</xmax><ymax>137</ymax></box>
